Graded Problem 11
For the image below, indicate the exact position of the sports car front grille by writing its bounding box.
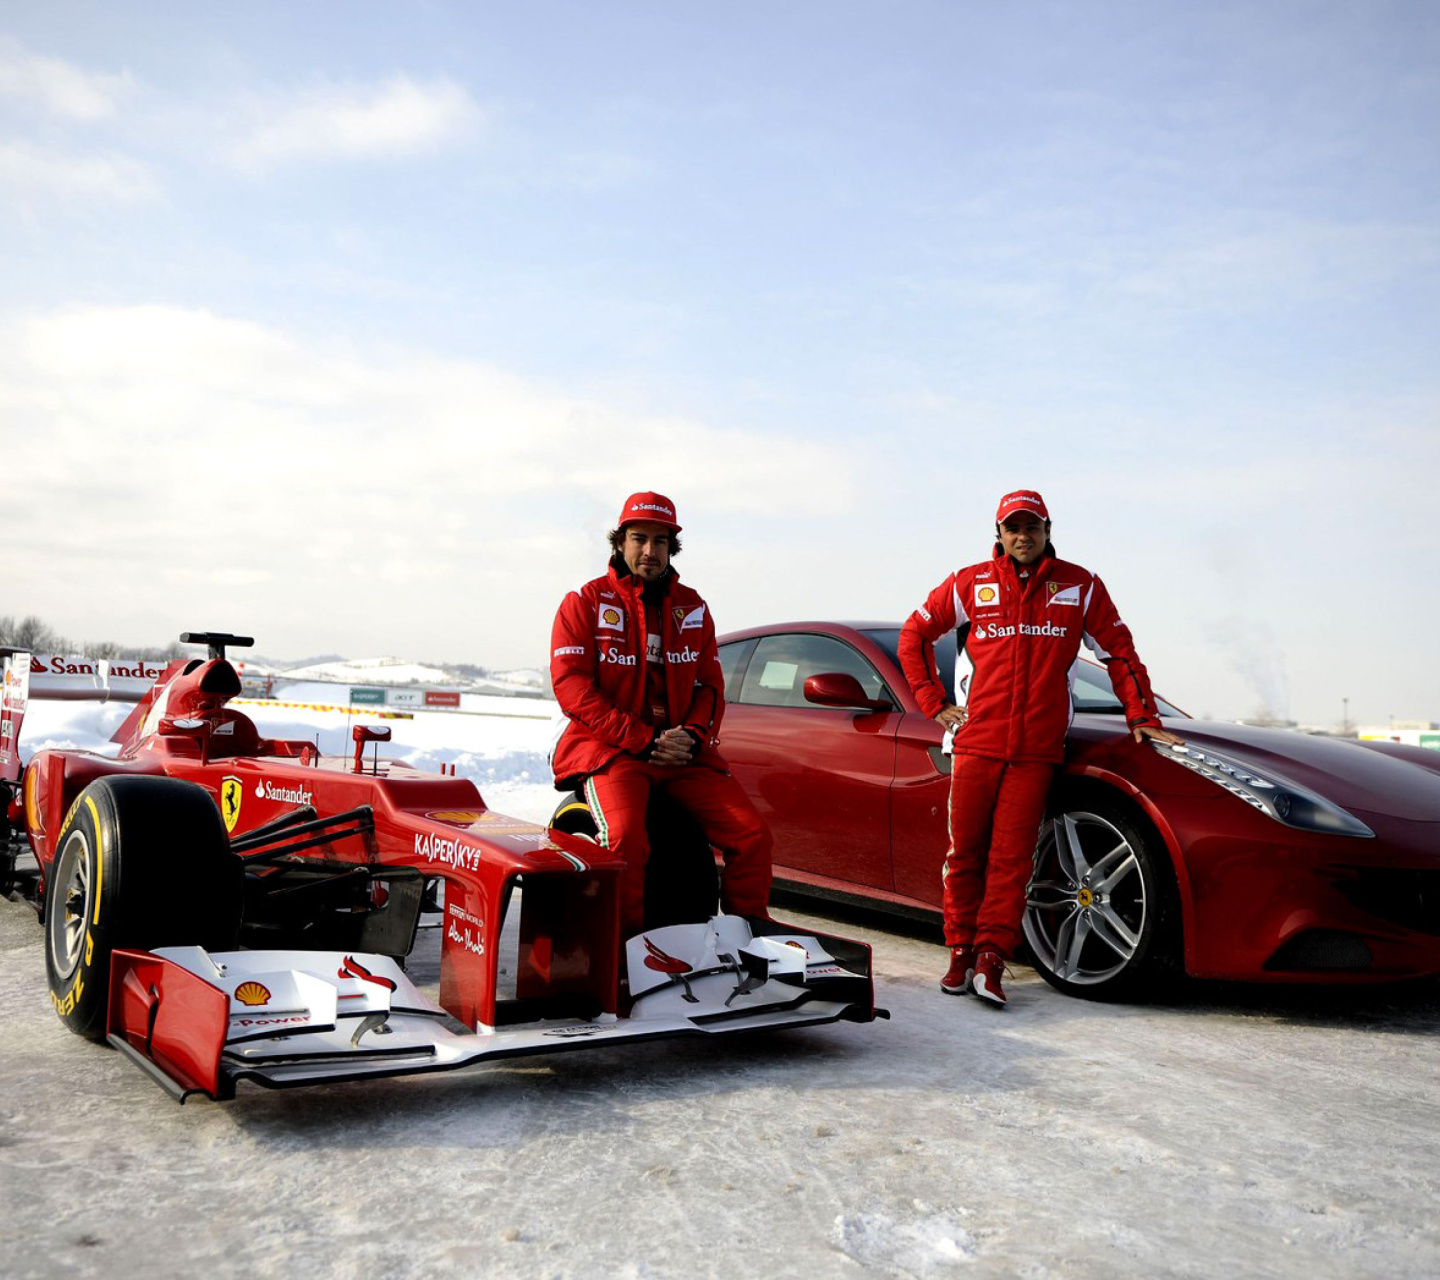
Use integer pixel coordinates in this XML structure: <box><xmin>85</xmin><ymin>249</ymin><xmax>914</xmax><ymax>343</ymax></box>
<box><xmin>1265</xmin><ymin>929</ymin><xmax>1373</xmax><ymax>972</ymax></box>
<box><xmin>1330</xmin><ymin>867</ymin><xmax>1440</xmax><ymax>937</ymax></box>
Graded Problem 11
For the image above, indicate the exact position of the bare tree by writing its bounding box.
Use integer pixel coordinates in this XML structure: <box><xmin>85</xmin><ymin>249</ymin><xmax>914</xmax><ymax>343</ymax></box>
<box><xmin>0</xmin><ymin>615</ymin><xmax>67</xmax><ymax>651</ymax></box>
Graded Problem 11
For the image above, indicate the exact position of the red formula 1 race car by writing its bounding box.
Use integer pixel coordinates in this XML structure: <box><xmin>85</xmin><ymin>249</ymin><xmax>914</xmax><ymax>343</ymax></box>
<box><xmin>0</xmin><ymin>633</ymin><xmax>881</xmax><ymax>1102</ymax></box>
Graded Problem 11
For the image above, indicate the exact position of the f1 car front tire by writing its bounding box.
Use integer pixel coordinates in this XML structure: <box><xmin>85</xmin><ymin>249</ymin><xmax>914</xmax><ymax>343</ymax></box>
<box><xmin>1022</xmin><ymin>795</ymin><xmax>1182</xmax><ymax>1001</ymax></box>
<box><xmin>45</xmin><ymin>775</ymin><xmax>243</xmax><ymax>1040</ymax></box>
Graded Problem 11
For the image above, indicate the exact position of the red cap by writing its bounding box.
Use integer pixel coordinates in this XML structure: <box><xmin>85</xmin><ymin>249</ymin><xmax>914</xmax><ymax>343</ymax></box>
<box><xmin>995</xmin><ymin>489</ymin><xmax>1049</xmax><ymax>524</ymax></box>
<box><xmin>617</xmin><ymin>492</ymin><xmax>682</xmax><ymax>533</ymax></box>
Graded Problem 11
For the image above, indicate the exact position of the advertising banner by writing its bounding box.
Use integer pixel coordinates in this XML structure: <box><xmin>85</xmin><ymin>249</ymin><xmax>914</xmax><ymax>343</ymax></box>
<box><xmin>350</xmin><ymin>686</ymin><xmax>387</xmax><ymax>705</ymax></box>
<box><xmin>424</xmin><ymin>690</ymin><xmax>461</xmax><ymax>709</ymax></box>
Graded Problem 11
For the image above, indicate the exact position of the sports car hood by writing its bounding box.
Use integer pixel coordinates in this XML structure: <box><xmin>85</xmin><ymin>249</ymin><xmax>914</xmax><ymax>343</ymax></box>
<box><xmin>1162</xmin><ymin>721</ymin><xmax>1440</xmax><ymax>822</ymax></box>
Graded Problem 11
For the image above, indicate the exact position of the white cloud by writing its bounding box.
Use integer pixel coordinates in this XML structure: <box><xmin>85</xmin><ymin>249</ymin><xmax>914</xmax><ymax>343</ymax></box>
<box><xmin>0</xmin><ymin>305</ymin><xmax>856</xmax><ymax>661</ymax></box>
<box><xmin>228</xmin><ymin>75</ymin><xmax>483</xmax><ymax>172</ymax></box>
<box><xmin>0</xmin><ymin>39</ymin><xmax>133</xmax><ymax>119</ymax></box>
<box><xmin>0</xmin><ymin>142</ymin><xmax>158</xmax><ymax>204</ymax></box>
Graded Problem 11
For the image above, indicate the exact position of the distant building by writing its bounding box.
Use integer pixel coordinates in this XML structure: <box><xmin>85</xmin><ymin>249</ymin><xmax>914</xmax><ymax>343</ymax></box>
<box><xmin>1358</xmin><ymin>724</ymin><xmax>1440</xmax><ymax>751</ymax></box>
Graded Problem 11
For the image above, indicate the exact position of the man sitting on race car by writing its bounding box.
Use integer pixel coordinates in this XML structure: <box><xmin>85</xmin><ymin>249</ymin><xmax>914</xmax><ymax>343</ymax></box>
<box><xmin>549</xmin><ymin>492</ymin><xmax>772</xmax><ymax>939</ymax></box>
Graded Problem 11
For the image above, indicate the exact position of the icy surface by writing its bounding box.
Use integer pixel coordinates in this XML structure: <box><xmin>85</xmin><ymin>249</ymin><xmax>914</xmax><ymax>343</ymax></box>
<box><xmin>5</xmin><ymin>702</ymin><xmax>1440</xmax><ymax>1278</ymax></box>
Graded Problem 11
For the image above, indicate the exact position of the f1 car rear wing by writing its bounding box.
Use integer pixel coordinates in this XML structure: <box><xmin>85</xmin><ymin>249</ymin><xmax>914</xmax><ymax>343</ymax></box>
<box><xmin>0</xmin><ymin>649</ymin><xmax>168</xmax><ymax>785</ymax></box>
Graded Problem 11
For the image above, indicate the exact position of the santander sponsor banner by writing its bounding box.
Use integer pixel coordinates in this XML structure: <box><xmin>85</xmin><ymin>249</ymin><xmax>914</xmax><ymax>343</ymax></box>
<box><xmin>424</xmin><ymin>690</ymin><xmax>461</xmax><ymax>709</ymax></box>
<box><xmin>25</xmin><ymin>654</ymin><xmax>166</xmax><ymax>702</ymax></box>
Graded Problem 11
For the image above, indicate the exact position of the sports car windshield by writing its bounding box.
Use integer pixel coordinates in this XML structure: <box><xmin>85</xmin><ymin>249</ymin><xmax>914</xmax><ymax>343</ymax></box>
<box><xmin>862</xmin><ymin>628</ymin><xmax>1186</xmax><ymax>718</ymax></box>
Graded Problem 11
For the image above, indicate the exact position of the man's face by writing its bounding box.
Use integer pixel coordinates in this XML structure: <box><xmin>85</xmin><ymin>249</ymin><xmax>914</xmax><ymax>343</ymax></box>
<box><xmin>621</xmin><ymin>521</ymin><xmax>672</xmax><ymax>580</ymax></box>
<box><xmin>998</xmin><ymin>514</ymin><xmax>1048</xmax><ymax>565</ymax></box>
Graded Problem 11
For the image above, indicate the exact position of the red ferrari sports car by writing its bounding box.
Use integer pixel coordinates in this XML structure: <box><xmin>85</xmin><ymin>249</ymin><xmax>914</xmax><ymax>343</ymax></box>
<box><xmin>711</xmin><ymin>622</ymin><xmax>1440</xmax><ymax>998</ymax></box>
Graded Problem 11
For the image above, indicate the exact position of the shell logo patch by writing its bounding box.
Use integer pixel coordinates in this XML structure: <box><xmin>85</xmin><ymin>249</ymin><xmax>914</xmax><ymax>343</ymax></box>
<box><xmin>220</xmin><ymin>777</ymin><xmax>243</xmax><ymax>833</ymax></box>
<box><xmin>428</xmin><ymin>809</ymin><xmax>484</xmax><ymax>824</ymax></box>
<box><xmin>975</xmin><ymin>584</ymin><xmax>999</xmax><ymax>608</ymax></box>
<box><xmin>234</xmin><ymin>981</ymin><xmax>271</xmax><ymax>1007</ymax></box>
<box><xmin>598</xmin><ymin>605</ymin><xmax>625</xmax><ymax>632</ymax></box>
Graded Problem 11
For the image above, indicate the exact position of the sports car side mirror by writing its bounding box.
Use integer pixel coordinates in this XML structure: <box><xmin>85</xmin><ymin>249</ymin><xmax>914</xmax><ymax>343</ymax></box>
<box><xmin>802</xmin><ymin>673</ymin><xmax>892</xmax><ymax>712</ymax></box>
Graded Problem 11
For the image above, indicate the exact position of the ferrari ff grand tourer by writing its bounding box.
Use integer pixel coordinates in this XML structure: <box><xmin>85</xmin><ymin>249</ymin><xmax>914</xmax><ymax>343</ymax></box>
<box><xmin>712</xmin><ymin>622</ymin><xmax>1440</xmax><ymax>998</ymax></box>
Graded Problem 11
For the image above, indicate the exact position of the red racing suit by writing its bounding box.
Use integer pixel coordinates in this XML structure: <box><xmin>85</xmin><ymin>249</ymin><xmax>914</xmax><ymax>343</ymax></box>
<box><xmin>550</xmin><ymin>561</ymin><xmax>771</xmax><ymax>935</ymax></box>
<box><xmin>898</xmin><ymin>546</ymin><xmax>1164</xmax><ymax>956</ymax></box>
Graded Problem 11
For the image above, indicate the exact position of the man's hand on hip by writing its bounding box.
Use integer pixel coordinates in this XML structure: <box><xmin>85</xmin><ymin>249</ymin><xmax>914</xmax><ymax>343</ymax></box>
<box><xmin>935</xmin><ymin>704</ymin><xmax>969</xmax><ymax>731</ymax></box>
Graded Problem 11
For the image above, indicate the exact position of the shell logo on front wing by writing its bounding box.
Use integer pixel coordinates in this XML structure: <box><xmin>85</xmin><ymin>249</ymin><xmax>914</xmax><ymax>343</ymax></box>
<box><xmin>234</xmin><ymin>981</ymin><xmax>271</xmax><ymax>1007</ymax></box>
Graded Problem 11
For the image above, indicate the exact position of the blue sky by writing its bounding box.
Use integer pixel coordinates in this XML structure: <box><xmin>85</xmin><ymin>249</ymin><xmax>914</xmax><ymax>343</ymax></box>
<box><xmin>2</xmin><ymin>2</ymin><xmax>1437</xmax><ymax>726</ymax></box>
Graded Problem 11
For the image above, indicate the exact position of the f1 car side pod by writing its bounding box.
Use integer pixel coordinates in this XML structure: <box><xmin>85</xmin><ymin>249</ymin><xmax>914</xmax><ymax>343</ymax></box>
<box><xmin>105</xmin><ymin>917</ymin><xmax>887</xmax><ymax>1102</ymax></box>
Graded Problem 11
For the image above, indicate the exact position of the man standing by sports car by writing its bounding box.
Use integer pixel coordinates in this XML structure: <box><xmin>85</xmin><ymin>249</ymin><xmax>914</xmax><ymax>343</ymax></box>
<box><xmin>550</xmin><ymin>492</ymin><xmax>772</xmax><ymax>939</ymax></box>
<box><xmin>899</xmin><ymin>489</ymin><xmax>1182</xmax><ymax>1007</ymax></box>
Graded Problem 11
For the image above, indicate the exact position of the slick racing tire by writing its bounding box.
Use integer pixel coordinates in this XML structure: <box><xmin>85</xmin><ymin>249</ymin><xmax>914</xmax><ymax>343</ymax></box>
<box><xmin>45</xmin><ymin>775</ymin><xmax>243</xmax><ymax>1041</ymax></box>
<box><xmin>550</xmin><ymin>789</ymin><xmax>720</xmax><ymax>930</ymax></box>
<box><xmin>1022</xmin><ymin>794</ymin><xmax>1181</xmax><ymax>1002</ymax></box>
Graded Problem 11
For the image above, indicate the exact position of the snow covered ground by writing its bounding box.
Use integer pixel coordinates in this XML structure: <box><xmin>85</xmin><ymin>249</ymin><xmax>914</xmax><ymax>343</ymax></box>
<box><xmin>4</xmin><ymin>700</ymin><xmax>1440</xmax><ymax>1278</ymax></box>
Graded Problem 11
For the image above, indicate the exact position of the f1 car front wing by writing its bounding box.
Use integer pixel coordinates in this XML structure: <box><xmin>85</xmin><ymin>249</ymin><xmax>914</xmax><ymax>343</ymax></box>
<box><xmin>106</xmin><ymin>916</ymin><xmax>884</xmax><ymax>1102</ymax></box>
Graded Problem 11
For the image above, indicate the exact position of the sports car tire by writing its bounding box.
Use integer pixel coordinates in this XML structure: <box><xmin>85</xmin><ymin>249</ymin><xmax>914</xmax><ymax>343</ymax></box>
<box><xmin>550</xmin><ymin>790</ymin><xmax>719</xmax><ymax>930</ymax></box>
<box><xmin>1022</xmin><ymin>795</ymin><xmax>1181</xmax><ymax>1001</ymax></box>
<box><xmin>45</xmin><ymin>775</ymin><xmax>243</xmax><ymax>1040</ymax></box>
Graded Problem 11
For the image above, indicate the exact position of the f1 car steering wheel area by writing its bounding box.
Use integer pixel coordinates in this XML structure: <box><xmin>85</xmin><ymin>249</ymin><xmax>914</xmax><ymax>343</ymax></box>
<box><xmin>44</xmin><ymin>776</ymin><xmax>243</xmax><ymax>1040</ymax></box>
<box><xmin>1023</xmin><ymin>795</ymin><xmax>1181</xmax><ymax>1001</ymax></box>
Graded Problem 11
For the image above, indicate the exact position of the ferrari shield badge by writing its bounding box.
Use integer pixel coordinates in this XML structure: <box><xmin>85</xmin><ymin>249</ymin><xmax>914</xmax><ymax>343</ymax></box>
<box><xmin>221</xmin><ymin>776</ymin><xmax>243</xmax><ymax>833</ymax></box>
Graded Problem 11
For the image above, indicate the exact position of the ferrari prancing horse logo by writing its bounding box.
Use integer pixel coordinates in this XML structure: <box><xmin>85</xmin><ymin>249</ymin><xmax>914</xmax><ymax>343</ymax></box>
<box><xmin>221</xmin><ymin>777</ymin><xmax>243</xmax><ymax>833</ymax></box>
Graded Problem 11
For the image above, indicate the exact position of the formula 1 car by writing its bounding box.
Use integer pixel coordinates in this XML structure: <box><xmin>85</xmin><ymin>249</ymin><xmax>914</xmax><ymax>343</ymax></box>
<box><xmin>0</xmin><ymin>634</ymin><xmax>881</xmax><ymax>1102</ymax></box>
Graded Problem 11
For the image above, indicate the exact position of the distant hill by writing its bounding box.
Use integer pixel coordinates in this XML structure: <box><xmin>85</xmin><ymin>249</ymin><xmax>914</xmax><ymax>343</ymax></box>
<box><xmin>273</xmin><ymin>656</ymin><xmax>548</xmax><ymax>699</ymax></box>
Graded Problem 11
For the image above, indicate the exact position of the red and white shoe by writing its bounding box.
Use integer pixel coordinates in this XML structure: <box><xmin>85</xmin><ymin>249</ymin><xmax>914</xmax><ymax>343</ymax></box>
<box><xmin>940</xmin><ymin>946</ymin><xmax>976</xmax><ymax>995</ymax></box>
<box><xmin>972</xmin><ymin>951</ymin><xmax>1008</xmax><ymax>1007</ymax></box>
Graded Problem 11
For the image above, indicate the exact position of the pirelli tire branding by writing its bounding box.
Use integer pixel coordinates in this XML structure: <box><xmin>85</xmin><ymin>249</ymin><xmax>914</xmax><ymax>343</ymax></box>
<box><xmin>46</xmin><ymin>793</ymin><xmax>104</xmax><ymax>1029</ymax></box>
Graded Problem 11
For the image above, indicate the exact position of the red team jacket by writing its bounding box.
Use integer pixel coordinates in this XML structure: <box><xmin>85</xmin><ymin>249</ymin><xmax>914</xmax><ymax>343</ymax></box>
<box><xmin>899</xmin><ymin>547</ymin><xmax>1163</xmax><ymax>765</ymax></box>
<box><xmin>550</xmin><ymin>562</ymin><xmax>727</xmax><ymax>785</ymax></box>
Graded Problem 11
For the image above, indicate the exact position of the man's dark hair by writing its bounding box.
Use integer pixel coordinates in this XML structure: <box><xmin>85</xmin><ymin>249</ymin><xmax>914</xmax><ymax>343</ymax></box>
<box><xmin>608</xmin><ymin>526</ymin><xmax>682</xmax><ymax>557</ymax></box>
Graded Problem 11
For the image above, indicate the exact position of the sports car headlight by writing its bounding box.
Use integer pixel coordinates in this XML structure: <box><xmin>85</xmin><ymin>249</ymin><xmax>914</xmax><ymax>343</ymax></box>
<box><xmin>1152</xmin><ymin>742</ymin><xmax>1374</xmax><ymax>838</ymax></box>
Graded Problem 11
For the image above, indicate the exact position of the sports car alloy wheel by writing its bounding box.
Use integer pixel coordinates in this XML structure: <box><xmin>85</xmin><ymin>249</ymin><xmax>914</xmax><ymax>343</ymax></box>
<box><xmin>1023</xmin><ymin>801</ymin><xmax>1179</xmax><ymax>999</ymax></box>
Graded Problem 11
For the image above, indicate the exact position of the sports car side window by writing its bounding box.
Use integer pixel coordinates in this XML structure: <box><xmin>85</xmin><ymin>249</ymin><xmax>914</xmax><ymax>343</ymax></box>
<box><xmin>716</xmin><ymin>639</ymin><xmax>756</xmax><ymax>701</ymax></box>
<box><xmin>739</xmin><ymin>634</ymin><xmax>889</xmax><ymax>708</ymax></box>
